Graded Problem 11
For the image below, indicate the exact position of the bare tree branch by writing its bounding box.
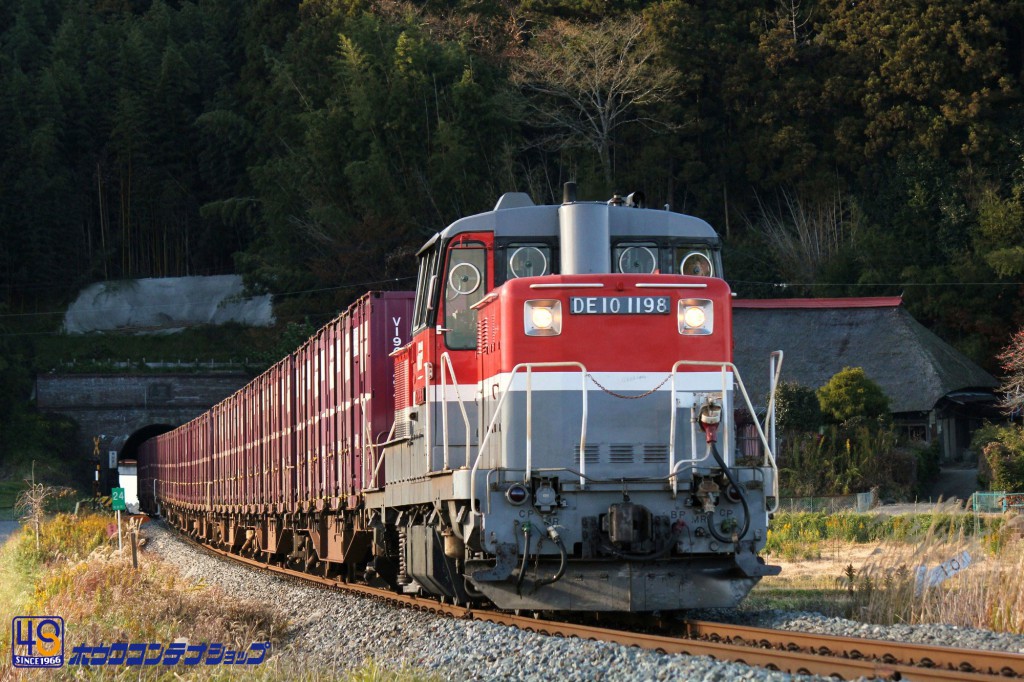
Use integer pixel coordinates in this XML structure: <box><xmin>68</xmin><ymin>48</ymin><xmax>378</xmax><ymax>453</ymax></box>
<box><xmin>16</xmin><ymin>484</ymin><xmax>54</xmax><ymax>552</ymax></box>
<box><xmin>510</xmin><ymin>16</ymin><xmax>681</xmax><ymax>186</ymax></box>
<box><xmin>749</xmin><ymin>187</ymin><xmax>858</xmax><ymax>284</ymax></box>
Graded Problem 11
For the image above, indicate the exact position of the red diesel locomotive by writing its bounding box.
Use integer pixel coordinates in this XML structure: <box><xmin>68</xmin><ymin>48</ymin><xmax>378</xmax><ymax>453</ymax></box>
<box><xmin>139</xmin><ymin>185</ymin><xmax>782</xmax><ymax>612</ymax></box>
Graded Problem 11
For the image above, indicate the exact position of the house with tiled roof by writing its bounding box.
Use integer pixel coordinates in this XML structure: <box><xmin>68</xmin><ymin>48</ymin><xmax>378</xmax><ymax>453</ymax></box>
<box><xmin>731</xmin><ymin>297</ymin><xmax>999</xmax><ymax>463</ymax></box>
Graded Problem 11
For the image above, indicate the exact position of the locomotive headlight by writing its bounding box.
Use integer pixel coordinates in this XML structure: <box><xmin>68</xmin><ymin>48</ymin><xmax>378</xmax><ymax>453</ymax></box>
<box><xmin>683</xmin><ymin>306</ymin><xmax>705</xmax><ymax>328</ymax></box>
<box><xmin>524</xmin><ymin>299</ymin><xmax>562</xmax><ymax>336</ymax></box>
<box><xmin>532</xmin><ymin>306</ymin><xmax>554</xmax><ymax>328</ymax></box>
<box><xmin>678</xmin><ymin>299</ymin><xmax>713</xmax><ymax>335</ymax></box>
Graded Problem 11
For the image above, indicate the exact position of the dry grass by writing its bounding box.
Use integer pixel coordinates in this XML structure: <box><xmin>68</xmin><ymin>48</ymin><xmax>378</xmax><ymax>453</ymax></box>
<box><xmin>754</xmin><ymin>509</ymin><xmax>1024</xmax><ymax>633</ymax></box>
<box><xmin>843</xmin><ymin>524</ymin><xmax>1024</xmax><ymax>632</ymax></box>
<box><xmin>1</xmin><ymin>514</ymin><xmax>285</xmax><ymax>680</ymax></box>
<box><xmin>0</xmin><ymin>514</ymin><xmax>438</xmax><ymax>681</ymax></box>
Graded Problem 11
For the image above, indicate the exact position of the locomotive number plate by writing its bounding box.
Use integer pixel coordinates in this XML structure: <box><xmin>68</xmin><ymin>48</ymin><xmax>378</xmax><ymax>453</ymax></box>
<box><xmin>569</xmin><ymin>296</ymin><xmax>671</xmax><ymax>315</ymax></box>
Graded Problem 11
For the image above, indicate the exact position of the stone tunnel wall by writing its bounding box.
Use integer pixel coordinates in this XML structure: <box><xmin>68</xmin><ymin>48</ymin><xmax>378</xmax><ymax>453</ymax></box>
<box><xmin>35</xmin><ymin>373</ymin><xmax>249</xmax><ymax>488</ymax></box>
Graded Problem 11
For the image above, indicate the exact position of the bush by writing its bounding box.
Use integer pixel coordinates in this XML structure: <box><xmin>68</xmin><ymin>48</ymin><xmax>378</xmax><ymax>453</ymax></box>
<box><xmin>765</xmin><ymin>511</ymin><xmax>994</xmax><ymax>556</ymax></box>
<box><xmin>914</xmin><ymin>439</ymin><xmax>942</xmax><ymax>498</ymax></box>
<box><xmin>774</xmin><ymin>381</ymin><xmax>823</xmax><ymax>434</ymax></box>
<box><xmin>10</xmin><ymin>513</ymin><xmax>109</xmax><ymax>568</ymax></box>
<box><xmin>978</xmin><ymin>424</ymin><xmax>1024</xmax><ymax>491</ymax></box>
<box><xmin>817</xmin><ymin>367</ymin><xmax>890</xmax><ymax>423</ymax></box>
<box><xmin>779</xmin><ymin>420</ymin><xmax>916</xmax><ymax>499</ymax></box>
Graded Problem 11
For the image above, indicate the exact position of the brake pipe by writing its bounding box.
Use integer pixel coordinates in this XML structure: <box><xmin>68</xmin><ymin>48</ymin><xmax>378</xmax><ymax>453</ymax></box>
<box><xmin>516</xmin><ymin>522</ymin><xmax>532</xmax><ymax>595</ymax></box>
<box><xmin>706</xmin><ymin>442</ymin><xmax>751</xmax><ymax>543</ymax></box>
<box><xmin>532</xmin><ymin>526</ymin><xmax>567</xmax><ymax>593</ymax></box>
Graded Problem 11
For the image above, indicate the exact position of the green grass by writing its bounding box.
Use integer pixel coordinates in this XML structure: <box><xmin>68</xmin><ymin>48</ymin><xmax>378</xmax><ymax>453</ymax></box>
<box><xmin>742</xmin><ymin>586</ymin><xmax>843</xmax><ymax>613</ymax></box>
<box><xmin>765</xmin><ymin>511</ymin><xmax>999</xmax><ymax>559</ymax></box>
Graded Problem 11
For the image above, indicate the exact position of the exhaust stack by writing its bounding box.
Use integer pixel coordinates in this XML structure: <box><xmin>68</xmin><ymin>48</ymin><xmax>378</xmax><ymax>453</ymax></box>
<box><xmin>558</xmin><ymin>183</ymin><xmax>610</xmax><ymax>275</ymax></box>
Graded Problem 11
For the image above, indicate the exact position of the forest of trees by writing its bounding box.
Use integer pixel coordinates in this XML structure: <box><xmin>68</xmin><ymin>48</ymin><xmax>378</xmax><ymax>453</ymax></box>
<box><xmin>2</xmin><ymin>0</ymin><xmax>1024</xmax><ymax>369</ymax></box>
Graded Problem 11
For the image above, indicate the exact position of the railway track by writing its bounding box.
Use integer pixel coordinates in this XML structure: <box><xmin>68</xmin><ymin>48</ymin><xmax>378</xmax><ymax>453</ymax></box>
<box><xmin>177</xmin><ymin>529</ymin><xmax>1024</xmax><ymax>681</ymax></box>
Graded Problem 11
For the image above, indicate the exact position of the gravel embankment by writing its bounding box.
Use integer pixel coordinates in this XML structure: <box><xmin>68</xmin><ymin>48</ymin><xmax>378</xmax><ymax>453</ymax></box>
<box><xmin>143</xmin><ymin>520</ymin><xmax>1024</xmax><ymax>680</ymax></box>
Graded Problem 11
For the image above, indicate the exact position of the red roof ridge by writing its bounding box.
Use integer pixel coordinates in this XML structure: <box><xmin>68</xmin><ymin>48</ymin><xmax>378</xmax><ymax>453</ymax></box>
<box><xmin>733</xmin><ymin>296</ymin><xmax>903</xmax><ymax>309</ymax></box>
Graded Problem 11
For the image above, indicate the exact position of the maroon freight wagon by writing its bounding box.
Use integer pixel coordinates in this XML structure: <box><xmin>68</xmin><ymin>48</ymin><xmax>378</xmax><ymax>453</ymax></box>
<box><xmin>139</xmin><ymin>291</ymin><xmax>413</xmax><ymax>521</ymax></box>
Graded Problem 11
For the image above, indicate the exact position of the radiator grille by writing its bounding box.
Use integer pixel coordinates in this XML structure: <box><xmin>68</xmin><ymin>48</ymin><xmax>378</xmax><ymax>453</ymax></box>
<box><xmin>573</xmin><ymin>444</ymin><xmax>600</xmax><ymax>464</ymax></box>
<box><xmin>643</xmin><ymin>443</ymin><xmax>669</xmax><ymax>464</ymax></box>
<box><xmin>609</xmin><ymin>444</ymin><xmax>634</xmax><ymax>464</ymax></box>
<box><xmin>477</xmin><ymin>316</ymin><xmax>490</xmax><ymax>352</ymax></box>
<box><xmin>394</xmin><ymin>361</ymin><xmax>411</xmax><ymax>439</ymax></box>
<box><xmin>395</xmin><ymin>361</ymin><xmax>409</xmax><ymax>411</ymax></box>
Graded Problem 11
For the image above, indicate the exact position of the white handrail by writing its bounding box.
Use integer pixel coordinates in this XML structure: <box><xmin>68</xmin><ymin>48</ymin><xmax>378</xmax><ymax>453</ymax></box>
<box><xmin>766</xmin><ymin>351</ymin><xmax>784</xmax><ymax>468</ymax></box>
<box><xmin>470</xmin><ymin>362</ymin><xmax>588</xmax><ymax>514</ymax></box>
<box><xmin>526</xmin><ymin>366</ymin><xmax>533</xmax><ymax>481</ymax></box>
<box><xmin>424</xmin><ymin>362</ymin><xmax>433</xmax><ymax>464</ymax></box>
<box><xmin>668</xmin><ymin>366</ymin><xmax>715</xmax><ymax>484</ymax></box>
<box><xmin>439</xmin><ymin>352</ymin><xmax>473</xmax><ymax>470</ymax></box>
<box><xmin>366</xmin><ymin>419</ymin><xmax>398</xmax><ymax>490</ymax></box>
<box><xmin>668</xmin><ymin>359</ymin><xmax>780</xmax><ymax>507</ymax></box>
<box><xmin>765</xmin><ymin>351</ymin><xmax>784</xmax><ymax>512</ymax></box>
<box><xmin>359</xmin><ymin>394</ymin><xmax>377</xmax><ymax>489</ymax></box>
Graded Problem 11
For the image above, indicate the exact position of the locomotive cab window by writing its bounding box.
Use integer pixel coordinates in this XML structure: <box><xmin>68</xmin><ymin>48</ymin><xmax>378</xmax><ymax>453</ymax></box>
<box><xmin>508</xmin><ymin>244</ymin><xmax>551</xmax><ymax>279</ymax></box>
<box><xmin>675</xmin><ymin>246</ymin><xmax>716</xmax><ymax>276</ymax></box>
<box><xmin>413</xmin><ymin>245</ymin><xmax>441</xmax><ymax>331</ymax></box>
<box><xmin>494</xmin><ymin>239</ymin><xmax>557</xmax><ymax>285</ymax></box>
<box><xmin>444</xmin><ymin>242</ymin><xmax>487</xmax><ymax>349</ymax></box>
<box><xmin>614</xmin><ymin>243</ymin><xmax>659</xmax><ymax>274</ymax></box>
<box><xmin>676</xmin><ymin>247</ymin><xmax>715</xmax><ymax>277</ymax></box>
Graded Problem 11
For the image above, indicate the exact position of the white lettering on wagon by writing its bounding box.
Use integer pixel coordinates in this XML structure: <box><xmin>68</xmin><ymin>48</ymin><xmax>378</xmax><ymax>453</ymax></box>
<box><xmin>392</xmin><ymin>317</ymin><xmax>403</xmax><ymax>350</ymax></box>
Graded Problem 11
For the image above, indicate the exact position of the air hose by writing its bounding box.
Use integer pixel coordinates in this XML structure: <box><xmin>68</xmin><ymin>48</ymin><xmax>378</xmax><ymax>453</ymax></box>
<box><xmin>706</xmin><ymin>441</ymin><xmax>751</xmax><ymax>543</ymax></box>
<box><xmin>532</xmin><ymin>527</ymin><xmax>567</xmax><ymax>592</ymax></box>
<box><xmin>515</xmin><ymin>522</ymin><xmax>532</xmax><ymax>594</ymax></box>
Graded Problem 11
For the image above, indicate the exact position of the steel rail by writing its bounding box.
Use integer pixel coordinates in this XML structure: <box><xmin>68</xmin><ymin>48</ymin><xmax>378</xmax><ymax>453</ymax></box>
<box><xmin>168</xmin><ymin>526</ymin><xmax>1022</xmax><ymax>682</ymax></box>
<box><xmin>682</xmin><ymin>619</ymin><xmax>1024</xmax><ymax>678</ymax></box>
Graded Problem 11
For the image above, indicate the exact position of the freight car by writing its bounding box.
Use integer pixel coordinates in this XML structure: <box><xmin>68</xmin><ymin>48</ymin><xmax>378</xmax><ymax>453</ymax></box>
<box><xmin>139</xmin><ymin>185</ymin><xmax>783</xmax><ymax>612</ymax></box>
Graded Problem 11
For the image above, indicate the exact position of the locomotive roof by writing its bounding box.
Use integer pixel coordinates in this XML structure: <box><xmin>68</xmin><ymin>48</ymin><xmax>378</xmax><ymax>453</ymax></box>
<box><xmin>418</xmin><ymin>193</ymin><xmax>720</xmax><ymax>256</ymax></box>
<box><xmin>732</xmin><ymin>297</ymin><xmax>997</xmax><ymax>415</ymax></box>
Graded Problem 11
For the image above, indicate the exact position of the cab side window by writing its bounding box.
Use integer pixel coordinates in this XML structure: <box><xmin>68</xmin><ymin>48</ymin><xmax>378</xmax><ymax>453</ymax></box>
<box><xmin>413</xmin><ymin>248</ymin><xmax>440</xmax><ymax>331</ymax></box>
<box><xmin>444</xmin><ymin>244</ymin><xmax>486</xmax><ymax>350</ymax></box>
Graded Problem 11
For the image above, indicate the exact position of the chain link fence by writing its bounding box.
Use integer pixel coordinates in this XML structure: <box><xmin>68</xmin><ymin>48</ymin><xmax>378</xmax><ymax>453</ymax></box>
<box><xmin>778</xmin><ymin>491</ymin><xmax>876</xmax><ymax>513</ymax></box>
<box><xmin>971</xmin><ymin>491</ymin><xmax>1024</xmax><ymax>513</ymax></box>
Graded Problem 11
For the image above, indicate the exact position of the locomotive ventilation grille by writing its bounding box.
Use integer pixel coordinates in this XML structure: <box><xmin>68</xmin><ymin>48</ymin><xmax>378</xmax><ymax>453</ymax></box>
<box><xmin>395</xmin><ymin>361</ymin><xmax>409</xmax><ymax>410</ymax></box>
<box><xmin>572</xmin><ymin>444</ymin><xmax>669</xmax><ymax>465</ymax></box>
<box><xmin>477</xmin><ymin>317</ymin><xmax>490</xmax><ymax>350</ymax></box>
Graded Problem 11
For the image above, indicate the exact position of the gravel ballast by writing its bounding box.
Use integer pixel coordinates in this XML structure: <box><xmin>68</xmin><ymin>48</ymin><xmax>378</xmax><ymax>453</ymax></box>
<box><xmin>142</xmin><ymin>521</ymin><xmax>1021</xmax><ymax>680</ymax></box>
